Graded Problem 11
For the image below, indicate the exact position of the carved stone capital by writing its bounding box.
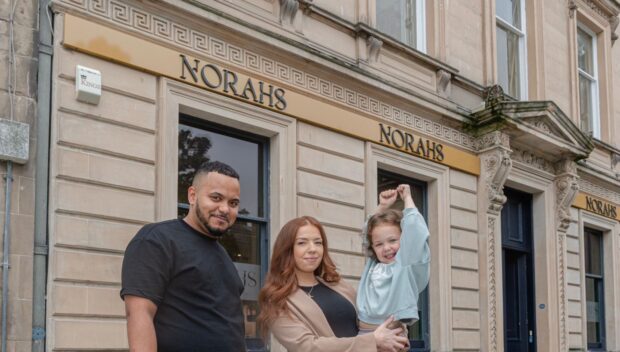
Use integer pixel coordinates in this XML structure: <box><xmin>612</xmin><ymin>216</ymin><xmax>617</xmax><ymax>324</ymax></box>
<box><xmin>555</xmin><ymin>160</ymin><xmax>579</xmax><ymax>232</ymax></box>
<box><xmin>569</xmin><ymin>0</ymin><xmax>578</xmax><ymax>18</ymax></box>
<box><xmin>280</xmin><ymin>0</ymin><xmax>299</xmax><ymax>25</ymax></box>
<box><xmin>367</xmin><ymin>36</ymin><xmax>383</xmax><ymax>63</ymax></box>
<box><xmin>436</xmin><ymin>69</ymin><xmax>452</xmax><ymax>98</ymax></box>
<box><xmin>485</xmin><ymin>84</ymin><xmax>507</xmax><ymax>107</ymax></box>
<box><xmin>475</xmin><ymin>130</ymin><xmax>511</xmax><ymax>152</ymax></box>
<box><xmin>481</xmin><ymin>148</ymin><xmax>512</xmax><ymax>215</ymax></box>
<box><xmin>610</xmin><ymin>15</ymin><xmax>619</xmax><ymax>44</ymax></box>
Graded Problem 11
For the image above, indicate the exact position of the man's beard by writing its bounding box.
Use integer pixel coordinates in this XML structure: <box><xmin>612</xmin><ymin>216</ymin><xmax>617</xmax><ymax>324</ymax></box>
<box><xmin>195</xmin><ymin>201</ymin><xmax>230</xmax><ymax>237</ymax></box>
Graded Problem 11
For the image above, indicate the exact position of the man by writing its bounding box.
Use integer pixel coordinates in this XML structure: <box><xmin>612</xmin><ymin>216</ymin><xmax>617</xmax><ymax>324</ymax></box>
<box><xmin>120</xmin><ymin>161</ymin><xmax>246</xmax><ymax>351</ymax></box>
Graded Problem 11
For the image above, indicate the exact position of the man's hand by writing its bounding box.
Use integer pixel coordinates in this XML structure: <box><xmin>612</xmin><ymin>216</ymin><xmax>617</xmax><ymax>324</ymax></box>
<box><xmin>125</xmin><ymin>295</ymin><xmax>158</xmax><ymax>351</ymax></box>
<box><xmin>373</xmin><ymin>316</ymin><xmax>410</xmax><ymax>352</ymax></box>
<box><xmin>377</xmin><ymin>189</ymin><xmax>398</xmax><ymax>212</ymax></box>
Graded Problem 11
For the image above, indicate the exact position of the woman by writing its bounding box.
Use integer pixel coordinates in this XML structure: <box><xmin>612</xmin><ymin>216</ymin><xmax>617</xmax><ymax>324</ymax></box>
<box><xmin>257</xmin><ymin>216</ymin><xmax>408</xmax><ymax>352</ymax></box>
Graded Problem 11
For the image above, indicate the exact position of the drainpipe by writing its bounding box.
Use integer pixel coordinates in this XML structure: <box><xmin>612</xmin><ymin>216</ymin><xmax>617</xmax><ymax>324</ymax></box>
<box><xmin>1</xmin><ymin>162</ymin><xmax>13</xmax><ymax>352</ymax></box>
<box><xmin>32</xmin><ymin>0</ymin><xmax>53</xmax><ymax>350</ymax></box>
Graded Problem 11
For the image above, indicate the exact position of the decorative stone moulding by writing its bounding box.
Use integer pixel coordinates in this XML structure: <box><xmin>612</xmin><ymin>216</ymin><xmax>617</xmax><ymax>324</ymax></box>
<box><xmin>568</xmin><ymin>0</ymin><xmax>620</xmax><ymax>44</ymax></box>
<box><xmin>469</xmin><ymin>85</ymin><xmax>594</xmax><ymax>165</ymax></box>
<box><xmin>280</xmin><ymin>0</ymin><xmax>299</xmax><ymax>25</ymax></box>
<box><xmin>366</xmin><ymin>35</ymin><xmax>383</xmax><ymax>63</ymax></box>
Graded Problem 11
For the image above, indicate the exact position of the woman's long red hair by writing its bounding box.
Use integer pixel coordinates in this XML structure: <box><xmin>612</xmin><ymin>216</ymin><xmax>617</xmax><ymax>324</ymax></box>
<box><xmin>257</xmin><ymin>216</ymin><xmax>340</xmax><ymax>338</ymax></box>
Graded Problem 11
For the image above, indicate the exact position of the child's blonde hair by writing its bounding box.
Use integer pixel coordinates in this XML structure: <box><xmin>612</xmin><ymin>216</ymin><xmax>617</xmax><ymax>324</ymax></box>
<box><xmin>366</xmin><ymin>209</ymin><xmax>403</xmax><ymax>259</ymax></box>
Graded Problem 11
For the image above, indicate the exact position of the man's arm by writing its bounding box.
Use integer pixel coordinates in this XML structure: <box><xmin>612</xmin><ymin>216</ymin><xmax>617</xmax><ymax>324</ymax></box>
<box><xmin>125</xmin><ymin>295</ymin><xmax>158</xmax><ymax>352</ymax></box>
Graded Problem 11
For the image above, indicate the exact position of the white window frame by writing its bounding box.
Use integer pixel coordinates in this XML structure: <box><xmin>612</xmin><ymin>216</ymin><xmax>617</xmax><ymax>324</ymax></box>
<box><xmin>576</xmin><ymin>24</ymin><xmax>600</xmax><ymax>139</ymax></box>
<box><xmin>495</xmin><ymin>0</ymin><xmax>528</xmax><ymax>100</ymax></box>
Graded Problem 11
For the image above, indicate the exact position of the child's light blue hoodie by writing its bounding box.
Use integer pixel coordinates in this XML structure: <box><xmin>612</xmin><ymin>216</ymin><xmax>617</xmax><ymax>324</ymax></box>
<box><xmin>357</xmin><ymin>207</ymin><xmax>431</xmax><ymax>325</ymax></box>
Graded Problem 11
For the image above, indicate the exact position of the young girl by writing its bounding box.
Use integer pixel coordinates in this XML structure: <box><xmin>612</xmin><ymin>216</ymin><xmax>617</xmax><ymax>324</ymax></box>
<box><xmin>357</xmin><ymin>184</ymin><xmax>431</xmax><ymax>331</ymax></box>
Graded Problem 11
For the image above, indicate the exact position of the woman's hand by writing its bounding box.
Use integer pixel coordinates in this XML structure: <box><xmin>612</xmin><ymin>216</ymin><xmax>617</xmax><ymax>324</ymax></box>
<box><xmin>377</xmin><ymin>189</ymin><xmax>398</xmax><ymax>212</ymax></box>
<box><xmin>373</xmin><ymin>316</ymin><xmax>409</xmax><ymax>352</ymax></box>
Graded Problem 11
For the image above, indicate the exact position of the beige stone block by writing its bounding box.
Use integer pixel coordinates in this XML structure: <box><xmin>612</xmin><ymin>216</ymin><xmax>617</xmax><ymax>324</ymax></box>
<box><xmin>58</xmin><ymin>147</ymin><xmax>156</xmax><ymax>192</ymax></box>
<box><xmin>566</xmin><ymin>236</ymin><xmax>580</xmax><ymax>254</ymax></box>
<box><xmin>567</xmin><ymin>300</ymin><xmax>582</xmax><ymax>318</ymax></box>
<box><xmin>8</xmin><ymin>255</ymin><xmax>32</xmax><ymax>300</ymax></box>
<box><xmin>449</xmin><ymin>169</ymin><xmax>477</xmax><ymax>192</ymax></box>
<box><xmin>567</xmin><ymin>317</ymin><xmax>582</xmax><ymax>333</ymax></box>
<box><xmin>567</xmin><ymin>252</ymin><xmax>581</xmax><ymax>270</ymax></box>
<box><xmin>298</xmin><ymin>196</ymin><xmax>364</xmax><ymax>229</ymax></box>
<box><xmin>568</xmin><ymin>332</ymin><xmax>583</xmax><ymax>349</ymax></box>
<box><xmin>330</xmin><ymin>252</ymin><xmax>365</xmax><ymax>278</ymax></box>
<box><xmin>87</xmin><ymin>286</ymin><xmax>125</xmax><ymax>316</ymax></box>
<box><xmin>324</xmin><ymin>225</ymin><xmax>364</xmax><ymax>254</ymax></box>
<box><xmin>452</xmin><ymin>288</ymin><xmax>479</xmax><ymax>310</ymax></box>
<box><xmin>57</xmin><ymin>112</ymin><xmax>156</xmax><ymax>162</ymax></box>
<box><xmin>9</xmin><ymin>214</ymin><xmax>34</xmax><ymax>255</ymax></box>
<box><xmin>452</xmin><ymin>309</ymin><xmax>480</xmax><ymax>329</ymax></box>
<box><xmin>54</xmin><ymin>285</ymin><xmax>125</xmax><ymax>317</ymax></box>
<box><xmin>58</xmin><ymin>47</ymin><xmax>157</xmax><ymax>101</ymax></box>
<box><xmin>311</xmin><ymin>0</ymin><xmax>356</xmax><ymax>22</ymax></box>
<box><xmin>452</xmin><ymin>329</ymin><xmax>481</xmax><ymax>350</ymax></box>
<box><xmin>53</xmin><ymin>285</ymin><xmax>88</xmax><ymax>315</ymax></box>
<box><xmin>17</xmin><ymin>176</ymin><xmax>34</xmax><ymax>216</ymax></box>
<box><xmin>55</xmin><ymin>181</ymin><xmax>155</xmax><ymax>223</ymax></box>
<box><xmin>451</xmin><ymin>248</ymin><xmax>478</xmax><ymax>270</ymax></box>
<box><xmin>450</xmin><ymin>187</ymin><xmax>477</xmax><ymax>211</ymax></box>
<box><xmin>450</xmin><ymin>208</ymin><xmax>478</xmax><ymax>231</ymax></box>
<box><xmin>58</xmin><ymin>81</ymin><xmax>156</xmax><ymax>131</ymax></box>
<box><xmin>55</xmin><ymin>214</ymin><xmax>140</xmax><ymax>252</ymax></box>
<box><xmin>567</xmin><ymin>221</ymin><xmax>579</xmax><ymax>237</ymax></box>
<box><xmin>451</xmin><ymin>268</ymin><xmax>479</xmax><ymax>290</ymax></box>
<box><xmin>566</xmin><ymin>268</ymin><xmax>581</xmax><ymax>286</ymax></box>
<box><xmin>379</xmin><ymin>49</ymin><xmax>437</xmax><ymax>90</ymax></box>
<box><xmin>566</xmin><ymin>283</ymin><xmax>581</xmax><ymax>301</ymax></box>
<box><xmin>54</xmin><ymin>249</ymin><xmax>123</xmax><ymax>284</ymax></box>
<box><xmin>450</xmin><ymin>228</ymin><xmax>478</xmax><ymax>251</ymax></box>
<box><xmin>54</xmin><ymin>319</ymin><xmax>128</xmax><ymax>349</ymax></box>
<box><xmin>301</xmin><ymin>16</ymin><xmax>356</xmax><ymax>60</ymax></box>
<box><xmin>298</xmin><ymin>170</ymin><xmax>364</xmax><ymax>206</ymax></box>
<box><xmin>298</xmin><ymin>145</ymin><xmax>364</xmax><ymax>183</ymax></box>
<box><xmin>298</xmin><ymin>122</ymin><xmax>364</xmax><ymax>160</ymax></box>
<box><xmin>7</xmin><ymin>299</ymin><xmax>32</xmax><ymax>340</ymax></box>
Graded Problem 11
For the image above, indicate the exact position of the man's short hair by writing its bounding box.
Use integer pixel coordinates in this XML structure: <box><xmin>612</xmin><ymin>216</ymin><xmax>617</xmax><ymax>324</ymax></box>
<box><xmin>192</xmin><ymin>161</ymin><xmax>240</xmax><ymax>186</ymax></box>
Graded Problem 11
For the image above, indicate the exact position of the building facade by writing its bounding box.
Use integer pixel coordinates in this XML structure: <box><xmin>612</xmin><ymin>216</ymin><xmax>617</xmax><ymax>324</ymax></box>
<box><xmin>2</xmin><ymin>0</ymin><xmax>620</xmax><ymax>351</ymax></box>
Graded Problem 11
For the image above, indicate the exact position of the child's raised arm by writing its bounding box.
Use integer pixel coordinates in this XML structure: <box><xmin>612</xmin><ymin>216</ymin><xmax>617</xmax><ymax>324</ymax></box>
<box><xmin>397</xmin><ymin>184</ymin><xmax>415</xmax><ymax>209</ymax></box>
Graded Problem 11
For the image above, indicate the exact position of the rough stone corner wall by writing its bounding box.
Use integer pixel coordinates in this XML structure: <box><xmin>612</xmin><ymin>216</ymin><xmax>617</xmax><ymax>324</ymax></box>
<box><xmin>0</xmin><ymin>1</ymin><xmax>39</xmax><ymax>351</ymax></box>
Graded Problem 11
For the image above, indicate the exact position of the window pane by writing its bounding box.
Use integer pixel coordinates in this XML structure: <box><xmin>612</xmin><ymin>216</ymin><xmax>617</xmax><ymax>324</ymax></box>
<box><xmin>496</xmin><ymin>0</ymin><xmax>521</xmax><ymax>29</ymax></box>
<box><xmin>586</xmin><ymin>231</ymin><xmax>602</xmax><ymax>275</ymax></box>
<box><xmin>377</xmin><ymin>0</ymin><xmax>416</xmax><ymax>47</ymax></box>
<box><xmin>496</xmin><ymin>26</ymin><xmax>521</xmax><ymax>99</ymax></box>
<box><xmin>178</xmin><ymin>123</ymin><xmax>263</xmax><ymax>217</ymax></box>
<box><xmin>579</xmin><ymin>75</ymin><xmax>593</xmax><ymax>133</ymax></box>
<box><xmin>577</xmin><ymin>28</ymin><xmax>594</xmax><ymax>75</ymax></box>
<box><xmin>586</xmin><ymin>278</ymin><xmax>602</xmax><ymax>343</ymax></box>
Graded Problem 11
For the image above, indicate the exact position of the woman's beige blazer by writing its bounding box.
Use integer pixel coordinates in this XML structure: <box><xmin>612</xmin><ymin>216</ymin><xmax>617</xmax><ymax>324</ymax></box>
<box><xmin>270</xmin><ymin>279</ymin><xmax>377</xmax><ymax>352</ymax></box>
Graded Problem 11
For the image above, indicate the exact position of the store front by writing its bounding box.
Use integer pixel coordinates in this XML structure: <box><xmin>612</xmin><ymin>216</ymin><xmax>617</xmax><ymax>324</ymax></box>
<box><xmin>40</xmin><ymin>1</ymin><xmax>620</xmax><ymax>351</ymax></box>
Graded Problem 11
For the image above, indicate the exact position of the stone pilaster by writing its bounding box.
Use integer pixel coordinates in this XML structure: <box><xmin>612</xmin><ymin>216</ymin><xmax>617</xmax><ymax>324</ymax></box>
<box><xmin>554</xmin><ymin>159</ymin><xmax>579</xmax><ymax>352</ymax></box>
<box><xmin>477</xmin><ymin>130</ymin><xmax>512</xmax><ymax>352</ymax></box>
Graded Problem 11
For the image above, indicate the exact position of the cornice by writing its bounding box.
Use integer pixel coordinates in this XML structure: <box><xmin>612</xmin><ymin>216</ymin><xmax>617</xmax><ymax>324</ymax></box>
<box><xmin>52</xmin><ymin>0</ymin><xmax>479</xmax><ymax>151</ymax></box>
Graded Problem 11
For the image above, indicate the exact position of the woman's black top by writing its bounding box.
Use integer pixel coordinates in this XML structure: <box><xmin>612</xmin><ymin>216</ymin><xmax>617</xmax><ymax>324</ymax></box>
<box><xmin>299</xmin><ymin>282</ymin><xmax>359</xmax><ymax>337</ymax></box>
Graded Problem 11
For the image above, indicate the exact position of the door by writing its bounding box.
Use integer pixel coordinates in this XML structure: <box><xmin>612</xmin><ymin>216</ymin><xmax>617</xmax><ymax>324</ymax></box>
<box><xmin>501</xmin><ymin>188</ymin><xmax>536</xmax><ymax>352</ymax></box>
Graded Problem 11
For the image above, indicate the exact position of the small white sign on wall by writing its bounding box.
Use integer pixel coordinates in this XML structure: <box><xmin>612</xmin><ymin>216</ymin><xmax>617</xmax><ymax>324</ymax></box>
<box><xmin>76</xmin><ymin>65</ymin><xmax>102</xmax><ymax>105</ymax></box>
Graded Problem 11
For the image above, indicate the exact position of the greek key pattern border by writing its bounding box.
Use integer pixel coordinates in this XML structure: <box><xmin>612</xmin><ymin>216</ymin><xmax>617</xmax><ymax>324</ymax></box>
<box><xmin>579</xmin><ymin>178</ymin><xmax>620</xmax><ymax>204</ymax></box>
<box><xmin>58</xmin><ymin>0</ymin><xmax>476</xmax><ymax>150</ymax></box>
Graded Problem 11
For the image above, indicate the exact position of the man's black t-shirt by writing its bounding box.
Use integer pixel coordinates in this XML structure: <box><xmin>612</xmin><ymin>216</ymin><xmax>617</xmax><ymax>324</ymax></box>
<box><xmin>121</xmin><ymin>219</ymin><xmax>245</xmax><ymax>351</ymax></box>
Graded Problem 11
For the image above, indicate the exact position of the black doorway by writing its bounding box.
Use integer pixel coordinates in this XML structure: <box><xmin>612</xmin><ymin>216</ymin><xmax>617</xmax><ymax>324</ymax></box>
<box><xmin>501</xmin><ymin>188</ymin><xmax>536</xmax><ymax>352</ymax></box>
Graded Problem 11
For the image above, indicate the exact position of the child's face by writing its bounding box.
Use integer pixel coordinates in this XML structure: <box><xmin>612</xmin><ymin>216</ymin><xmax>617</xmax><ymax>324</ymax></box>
<box><xmin>371</xmin><ymin>224</ymin><xmax>401</xmax><ymax>264</ymax></box>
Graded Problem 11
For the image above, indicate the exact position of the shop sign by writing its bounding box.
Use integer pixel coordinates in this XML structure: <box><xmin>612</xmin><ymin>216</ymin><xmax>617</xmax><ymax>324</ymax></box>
<box><xmin>379</xmin><ymin>123</ymin><xmax>445</xmax><ymax>162</ymax></box>
<box><xmin>180</xmin><ymin>55</ymin><xmax>287</xmax><ymax>111</ymax></box>
<box><xmin>573</xmin><ymin>193</ymin><xmax>620</xmax><ymax>221</ymax></box>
